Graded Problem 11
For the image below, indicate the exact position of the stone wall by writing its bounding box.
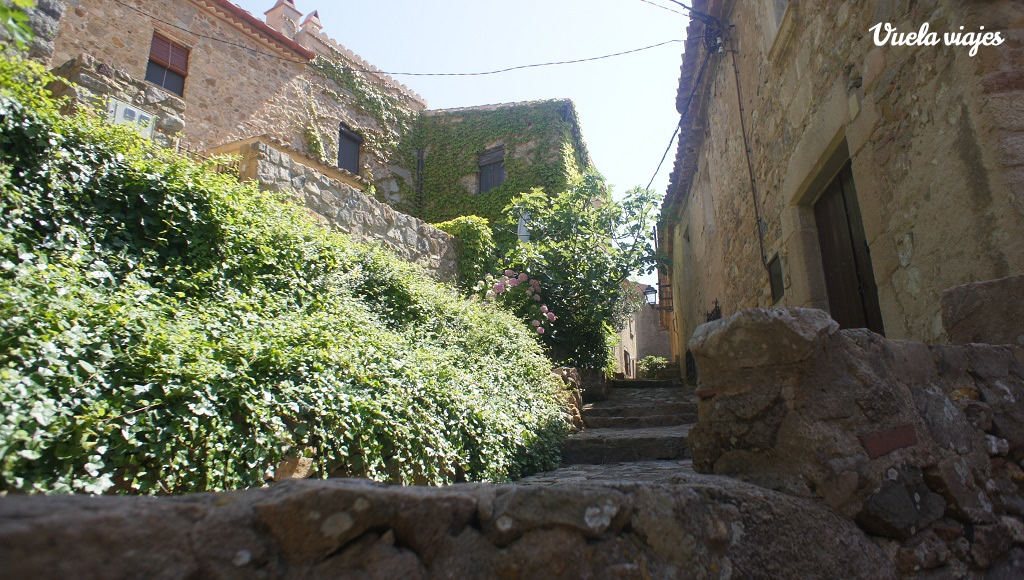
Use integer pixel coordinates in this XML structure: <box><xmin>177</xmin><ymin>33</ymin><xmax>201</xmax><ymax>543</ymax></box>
<box><xmin>0</xmin><ymin>475</ymin><xmax>897</xmax><ymax>578</ymax></box>
<box><xmin>689</xmin><ymin>307</ymin><xmax>1024</xmax><ymax>576</ymax></box>
<box><xmin>231</xmin><ymin>138</ymin><xmax>457</xmax><ymax>281</ymax></box>
<box><xmin>49</xmin><ymin>53</ymin><xmax>186</xmax><ymax>147</ymax></box>
<box><xmin>662</xmin><ymin>0</ymin><xmax>1024</xmax><ymax>354</ymax></box>
<box><xmin>49</xmin><ymin>0</ymin><xmax>423</xmax><ymax>189</ymax></box>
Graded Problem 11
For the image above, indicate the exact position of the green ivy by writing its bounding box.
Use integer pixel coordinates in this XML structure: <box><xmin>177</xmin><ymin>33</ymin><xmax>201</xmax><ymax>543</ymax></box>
<box><xmin>397</xmin><ymin>101</ymin><xmax>589</xmax><ymax>244</ymax></box>
<box><xmin>433</xmin><ymin>215</ymin><xmax>497</xmax><ymax>291</ymax></box>
<box><xmin>307</xmin><ymin>56</ymin><xmax>416</xmax><ymax>171</ymax></box>
<box><xmin>0</xmin><ymin>57</ymin><xmax>567</xmax><ymax>494</ymax></box>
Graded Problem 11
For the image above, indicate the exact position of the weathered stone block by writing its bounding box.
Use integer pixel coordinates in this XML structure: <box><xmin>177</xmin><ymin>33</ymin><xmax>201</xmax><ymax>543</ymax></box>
<box><xmin>942</xmin><ymin>275</ymin><xmax>1024</xmax><ymax>346</ymax></box>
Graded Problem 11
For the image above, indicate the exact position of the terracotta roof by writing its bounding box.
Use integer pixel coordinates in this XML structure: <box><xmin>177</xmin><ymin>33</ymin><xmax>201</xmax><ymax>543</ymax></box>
<box><xmin>195</xmin><ymin>0</ymin><xmax>316</xmax><ymax>61</ymax></box>
<box><xmin>663</xmin><ymin>0</ymin><xmax>729</xmax><ymax>212</ymax></box>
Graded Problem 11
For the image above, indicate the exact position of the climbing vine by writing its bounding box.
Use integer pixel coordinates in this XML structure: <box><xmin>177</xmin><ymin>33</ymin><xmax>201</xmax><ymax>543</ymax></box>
<box><xmin>396</xmin><ymin>100</ymin><xmax>589</xmax><ymax>243</ymax></box>
<box><xmin>307</xmin><ymin>56</ymin><xmax>416</xmax><ymax>170</ymax></box>
<box><xmin>433</xmin><ymin>215</ymin><xmax>498</xmax><ymax>290</ymax></box>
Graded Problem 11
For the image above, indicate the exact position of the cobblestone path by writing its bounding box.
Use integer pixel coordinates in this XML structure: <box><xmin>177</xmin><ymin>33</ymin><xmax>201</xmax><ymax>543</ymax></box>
<box><xmin>519</xmin><ymin>380</ymin><xmax>699</xmax><ymax>484</ymax></box>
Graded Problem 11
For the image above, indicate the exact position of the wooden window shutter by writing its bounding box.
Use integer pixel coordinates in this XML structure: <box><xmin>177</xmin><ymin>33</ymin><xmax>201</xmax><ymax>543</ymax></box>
<box><xmin>150</xmin><ymin>33</ymin><xmax>188</xmax><ymax>76</ymax></box>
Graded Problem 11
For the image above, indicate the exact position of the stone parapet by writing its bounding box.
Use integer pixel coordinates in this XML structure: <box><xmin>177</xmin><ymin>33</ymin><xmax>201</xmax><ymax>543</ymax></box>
<box><xmin>0</xmin><ymin>476</ymin><xmax>895</xmax><ymax>578</ymax></box>
<box><xmin>228</xmin><ymin>138</ymin><xmax>456</xmax><ymax>282</ymax></box>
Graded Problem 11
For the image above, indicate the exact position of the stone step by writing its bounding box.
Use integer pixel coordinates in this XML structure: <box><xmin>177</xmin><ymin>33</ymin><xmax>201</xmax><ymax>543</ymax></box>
<box><xmin>583</xmin><ymin>413</ymin><xmax>697</xmax><ymax>429</ymax></box>
<box><xmin>582</xmin><ymin>400</ymin><xmax>697</xmax><ymax>418</ymax></box>
<box><xmin>517</xmin><ymin>460</ymin><xmax>697</xmax><ymax>485</ymax></box>
<box><xmin>610</xmin><ymin>379</ymin><xmax>683</xmax><ymax>389</ymax></box>
<box><xmin>560</xmin><ymin>425</ymin><xmax>691</xmax><ymax>465</ymax></box>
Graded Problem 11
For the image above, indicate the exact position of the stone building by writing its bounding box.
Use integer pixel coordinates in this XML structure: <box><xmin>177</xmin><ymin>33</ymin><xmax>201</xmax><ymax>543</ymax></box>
<box><xmin>42</xmin><ymin>0</ymin><xmax>594</xmax><ymax>271</ymax></box>
<box><xmin>613</xmin><ymin>283</ymin><xmax>673</xmax><ymax>378</ymax></box>
<box><xmin>394</xmin><ymin>100</ymin><xmax>591</xmax><ymax>234</ymax></box>
<box><xmin>659</xmin><ymin>0</ymin><xmax>1024</xmax><ymax>372</ymax></box>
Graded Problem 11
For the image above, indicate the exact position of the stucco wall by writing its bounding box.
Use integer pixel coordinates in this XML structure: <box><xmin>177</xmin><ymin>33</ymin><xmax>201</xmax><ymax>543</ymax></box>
<box><xmin>664</xmin><ymin>0</ymin><xmax>1024</xmax><ymax>353</ymax></box>
<box><xmin>50</xmin><ymin>0</ymin><xmax>422</xmax><ymax>189</ymax></box>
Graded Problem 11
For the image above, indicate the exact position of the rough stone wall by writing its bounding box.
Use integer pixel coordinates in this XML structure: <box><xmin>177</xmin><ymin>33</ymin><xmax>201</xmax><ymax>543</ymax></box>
<box><xmin>49</xmin><ymin>53</ymin><xmax>186</xmax><ymax>147</ymax></box>
<box><xmin>49</xmin><ymin>0</ymin><xmax>422</xmax><ymax>188</ymax></box>
<box><xmin>237</xmin><ymin>139</ymin><xmax>457</xmax><ymax>281</ymax></box>
<box><xmin>0</xmin><ymin>476</ymin><xmax>897</xmax><ymax>578</ymax></box>
<box><xmin>11</xmin><ymin>0</ymin><xmax>65</xmax><ymax>62</ymax></box>
<box><xmin>689</xmin><ymin>307</ymin><xmax>1024</xmax><ymax>576</ymax></box>
<box><xmin>664</xmin><ymin>0</ymin><xmax>1024</xmax><ymax>354</ymax></box>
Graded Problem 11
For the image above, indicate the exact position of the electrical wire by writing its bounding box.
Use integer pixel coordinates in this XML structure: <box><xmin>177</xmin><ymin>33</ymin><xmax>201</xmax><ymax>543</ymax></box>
<box><xmin>636</xmin><ymin>0</ymin><xmax>688</xmax><ymax>17</ymax></box>
<box><xmin>663</xmin><ymin>0</ymin><xmax>721</xmax><ymax>26</ymax></box>
<box><xmin>373</xmin><ymin>40</ymin><xmax>685</xmax><ymax>76</ymax></box>
<box><xmin>113</xmin><ymin>0</ymin><xmax>684</xmax><ymax>77</ymax></box>
<box><xmin>644</xmin><ymin>48</ymin><xmax>712</xmax><ymax>192</ymax></box>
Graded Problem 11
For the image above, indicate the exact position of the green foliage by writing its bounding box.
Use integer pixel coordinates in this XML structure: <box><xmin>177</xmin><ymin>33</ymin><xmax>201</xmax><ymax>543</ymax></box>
<box><xmin>398</xmin><ymin>101</ymin><xmax>588</xmax><ymax>242</ymax></box>
<box><xmin>636</xmin><ymin>356</ymin><xmax>670</xmax><ymax>379</ymax></box>
<box><xmin>0</xmin><ymin>0</ymin><xmax>33</xmax><ymax>50</ymax></box>
<box><xmin>307</xmin><ymin>56</ymin><xmax>415</xmax><ymax>170</ymax></box>
<box><xmin>433</xmin><ymin>215</ymin><xmax>497</xmax><ymax>290</ymax></box>
<box><xmin>0</xmin><ymin>58</ymin><xmax>567</xmax><ymax>494</ymax></box>
<box><xmin>501</xmin><ymin>173</ymin><xmax>661</xmax><ymax>369</ymax></box>
<box><xmin>469</xmin><ymin>269</ymin><xmax>557</xmax><ymax>340</ymax></box>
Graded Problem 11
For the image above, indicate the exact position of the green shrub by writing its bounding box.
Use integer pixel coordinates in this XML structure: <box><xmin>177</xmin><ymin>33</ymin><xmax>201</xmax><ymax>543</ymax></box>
<box><xmin>433</xmin><ymin>215</ymin><xmax>497</xmax><ymax>291</ymax></box>
<box><xmin>500</xmin><ymin>174</ymin><xmax>661</xmax><ymax>370</ymax></box>
<box><xmin>0</xmin><ymin>57</ymin><xmax>567</xmax><ymax>494</ymax></box>
<box><xmin>636</xmin><ymin>356</ymin><xmax>670</xmax><ymax>379</ymax></box>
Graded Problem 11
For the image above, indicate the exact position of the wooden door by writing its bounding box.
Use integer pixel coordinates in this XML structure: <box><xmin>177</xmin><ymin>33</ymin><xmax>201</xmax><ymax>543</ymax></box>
<box><xmin>813</xmin><ymin>164</ymin><xmax>885</xmax><ymax>334</ymax></box>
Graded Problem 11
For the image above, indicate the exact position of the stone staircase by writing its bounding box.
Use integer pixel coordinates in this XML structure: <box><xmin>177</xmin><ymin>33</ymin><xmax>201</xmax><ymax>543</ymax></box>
<box><xmin>519</xmin><ymin>379</ymin><xmax>698</xmax><ymax>484</ymax></box>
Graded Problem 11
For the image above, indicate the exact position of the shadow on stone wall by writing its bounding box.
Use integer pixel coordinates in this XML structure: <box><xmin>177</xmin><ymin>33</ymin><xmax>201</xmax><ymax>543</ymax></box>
<box><xmin>689</xmin><ymin>307</ymin><xmax>1024</xmax><ymax>576</ymax></box>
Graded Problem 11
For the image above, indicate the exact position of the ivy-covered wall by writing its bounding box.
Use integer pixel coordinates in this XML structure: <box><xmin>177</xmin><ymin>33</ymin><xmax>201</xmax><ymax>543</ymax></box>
<box><xmin>395</xmin><ymin>100</ymin><xmax>591</xmax><ymax>230</ymax></box>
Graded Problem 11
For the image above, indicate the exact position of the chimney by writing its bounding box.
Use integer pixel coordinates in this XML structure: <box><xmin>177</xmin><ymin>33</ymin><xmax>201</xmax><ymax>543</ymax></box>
<box><xmin>264</xmin><ymin>0</ymin><xmax>302</xmax><ymax>38</ymax></box>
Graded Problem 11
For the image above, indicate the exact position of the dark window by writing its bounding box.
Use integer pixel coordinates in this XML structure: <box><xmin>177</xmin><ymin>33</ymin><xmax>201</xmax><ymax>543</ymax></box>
<box><xmin>769</xmin><ymin>253</ymin><xmax>784</xmax><ymax>302</ymax></box>
<box><xmin>146</xmin><ymin>33</ymin><xmax>189</xmax><ymax>97</ymax></box>
<box><xmin>478</xmin><ymin>146</ymin><xmax>505</xmax><ymax>193</ymax></box>
<box><xmin>337</xmin><ymin>124</ymin><xmax>362</xmax><ymax>174</ymax></box>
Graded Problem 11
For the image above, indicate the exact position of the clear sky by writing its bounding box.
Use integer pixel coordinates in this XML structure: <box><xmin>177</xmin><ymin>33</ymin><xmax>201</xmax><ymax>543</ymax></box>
<box><xmin>231</xmin><ymin>0</ymin><xmax>688</xmax><ymax>284</ymax></box>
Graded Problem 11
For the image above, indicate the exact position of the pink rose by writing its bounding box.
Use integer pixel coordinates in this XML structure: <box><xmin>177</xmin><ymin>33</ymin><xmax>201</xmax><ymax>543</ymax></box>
<box><xmin>493</xmin><ymin>283</ymin><xmax>505</xmax><ymax>294</ymax></box>
<box><xmin>518</xmin><ymin>273</ymin><xmax>528</xmax><ymax>281</ymax></box>
<box><xmin>540</xmin><ymin>305</ymin><xmax>548</xmax><ymax>313</ymax></box>
<box><xmin>532</xmin><ymin>320</ymin><xmax>541</xmax><ymax>327</ymax></box>
<box><xmin>547</xmin><ymin>312</ymin><xmax>556</xmax><ymax>321</ymax></box>
<box><xmin>533</xmin><ymin>294</ymin><xmax>541</xmax><ymax>301</ymax></box>
<box><xmin>536</xmin><ymin>327</ymin><xmax>545</xmax><ymax>335</ymax></box>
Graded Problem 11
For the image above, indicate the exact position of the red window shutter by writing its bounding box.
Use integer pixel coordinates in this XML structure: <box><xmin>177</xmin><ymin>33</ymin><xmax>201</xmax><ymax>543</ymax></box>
<box><xmin>150</xmin><ymin>33</ymin><xmax>188</xmax><ymax>76</ymax></box>
<box><xmin>149</xmin><ymin>34</ymin><xmax>171</xmax><ymax>67</ymax></box>
<box><xmin>167</xmin><ymin>43</ymin><xmax>189</xmax><ymax>76</ymax></box>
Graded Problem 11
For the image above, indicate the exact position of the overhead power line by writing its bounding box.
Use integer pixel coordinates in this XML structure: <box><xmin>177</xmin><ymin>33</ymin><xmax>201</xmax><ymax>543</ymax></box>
<box><xmin>644</xmin><ymin>49</ymin><xmax>713</xmax><ymax>192</ymax></box>
<box><xmin>113</xmin><ymin>0</ymin><xmax>683</xmax><ymax>77</ymax></box>
<box><xmin>636</xmin><ymin>0</ymin><xmax>688</xmax><ymax>17</ymax></box>
<box><xmin>372</xmin><ymin>40</ymin><xmax>685</xmax><ymax>76</ymax></box>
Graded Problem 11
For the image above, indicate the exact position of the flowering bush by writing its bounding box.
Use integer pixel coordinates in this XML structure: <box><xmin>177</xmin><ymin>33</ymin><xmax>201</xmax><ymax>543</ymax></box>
<box><xmin>500</xmin><ymin>173</ymin><xmax>661</xmax><ymax>370</ymax></box>
<box><xmin>472</xmin><ymin>269</ymin><xmax>556</xmax><ymax>336</ymax></box>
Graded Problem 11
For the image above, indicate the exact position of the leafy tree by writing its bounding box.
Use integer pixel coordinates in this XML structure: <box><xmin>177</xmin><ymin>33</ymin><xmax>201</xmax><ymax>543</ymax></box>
<box><xmin>499</xmin><ymin>173</ymin><xmax>661</xmax><ymax>370</ymax></box>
